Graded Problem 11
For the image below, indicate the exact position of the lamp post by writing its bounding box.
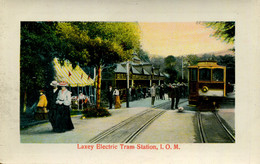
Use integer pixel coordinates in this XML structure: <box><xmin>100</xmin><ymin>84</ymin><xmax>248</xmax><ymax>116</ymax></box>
<box><xmin>182</xmin><ymin>56</ymin><xmax>183</xmax><ymax>81</ymax></box>
<box><xmin>126</xmin><ymin>61</ymin><xmax>130</xmax><ymax>108</ymax></box>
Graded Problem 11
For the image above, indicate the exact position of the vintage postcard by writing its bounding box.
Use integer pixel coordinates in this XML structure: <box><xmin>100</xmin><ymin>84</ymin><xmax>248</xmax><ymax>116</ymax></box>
<box><xmin>0</xmin><ymin>0</ymin><xmax>259</xmax><ymax>163</ymax></box>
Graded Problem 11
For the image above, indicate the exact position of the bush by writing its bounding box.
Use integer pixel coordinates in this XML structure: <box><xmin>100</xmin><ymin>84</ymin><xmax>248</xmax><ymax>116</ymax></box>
<box><xmin>82</xmin><ymin>106</ymin><xmax>111</xmax><ymax>118</ymax></box>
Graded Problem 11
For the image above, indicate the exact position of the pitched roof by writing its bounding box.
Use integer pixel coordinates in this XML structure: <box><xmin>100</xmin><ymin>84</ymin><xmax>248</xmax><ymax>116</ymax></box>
<box><xmin>131</xmin><ymin>66</ymin><xmax>141</xmax><ymax>74</ymax></box>
<box><xmin>143</xmin><ymin>69</ymin><xmax>150</xmax><ymax>75</ymax></box>
<box><xmin>53</xmin><ymin>58</ymin><xmax>94</xmax><ymax>87</ymax></box>
<box><xmin>114</xmin><ymin>64</ymin><xmax>127</xmax><ymax>73</ymax></box>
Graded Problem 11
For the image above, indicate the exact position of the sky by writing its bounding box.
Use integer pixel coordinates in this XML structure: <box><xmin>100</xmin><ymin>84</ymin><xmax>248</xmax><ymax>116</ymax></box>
<box><xmin>139</xmin><ymin>22</ymin><xmax>234</xmax><ymax>57</ymax></box>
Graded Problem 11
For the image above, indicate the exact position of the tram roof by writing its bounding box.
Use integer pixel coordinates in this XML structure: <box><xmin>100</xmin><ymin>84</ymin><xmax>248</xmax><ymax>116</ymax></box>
<box><xmin>188</xmin><ymin>61</ymin><xmax>226</xmax><ymax>69</ymax></box>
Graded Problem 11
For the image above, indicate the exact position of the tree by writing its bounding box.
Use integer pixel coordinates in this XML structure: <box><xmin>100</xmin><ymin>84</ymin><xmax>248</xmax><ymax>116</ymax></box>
<box><xmin>184</xmin><ymin>54</ymin><xmax>200</xmax><ymax>66</ymax></box>
<box><xmin>200</xmin><ymin>53</ymin><xmax>217</xmax><ymax>61</ymax></box>
<box><xmin>164</xmin><ymin>55</ymin><xmax>178</xmax><ymax>83</ymax></box>
<box><xmin>216</xmin><ymin>55</ymin><xmax>235</xmax><ymax>83</ymax></box>
<box><xmin>57</xmin><ymin>22</ymin><xmax>140</xmax><ymax>109</ymax></box>
<box><xmin>137</xmin><ymin>48</ymin><xmax>150</xmax><ymax>62</ymax></box>
<box><xmin>202</xmin><ymin>22</ymin><xmax>235</xmax><ymax>44</ymax></box>
<box><xmin>20</xmin><ymin>22</ymin><xmax>64</xmax><ymax>113</ymax></box>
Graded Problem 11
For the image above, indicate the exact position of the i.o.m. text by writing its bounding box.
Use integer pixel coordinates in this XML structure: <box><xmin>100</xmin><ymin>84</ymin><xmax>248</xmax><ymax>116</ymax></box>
<box><xmin>77</xmin><ymin>144</ymin><xmax>180</xmax><ymax>150</ymax></box>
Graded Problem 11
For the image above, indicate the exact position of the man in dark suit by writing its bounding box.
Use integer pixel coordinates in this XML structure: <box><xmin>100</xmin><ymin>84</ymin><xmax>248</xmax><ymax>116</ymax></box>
<box><xmin>107</xmin><ymin>86</ymin><xmax>113</xmax><ymax>109</ymax></box>
<box><xmin>175</xmin><ymin>84</ymin><xmax>180</xmax><ymax>109</ymax></box>
<box><xmin>47</xmin><ymin>81</ymin><xmax>60</xmax><ymax>132</ymax></box>
<box><xmin>170</xmin><ymin>83</ymin><xmax>180</xmax><ymax>110</ymax></box>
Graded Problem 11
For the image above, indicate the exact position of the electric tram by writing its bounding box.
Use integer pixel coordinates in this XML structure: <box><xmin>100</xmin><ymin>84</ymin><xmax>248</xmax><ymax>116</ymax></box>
<box><xmin>188</xmin><ymin>61</ymin><xmax>226</xmax><ymax>106</ymax></box>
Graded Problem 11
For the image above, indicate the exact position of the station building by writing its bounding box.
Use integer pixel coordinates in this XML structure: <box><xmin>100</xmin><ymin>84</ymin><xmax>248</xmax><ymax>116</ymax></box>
<box><xmin>102</xmin><ymin>56</ymin><xmax>167</xmax><ymax>92</ymax></box>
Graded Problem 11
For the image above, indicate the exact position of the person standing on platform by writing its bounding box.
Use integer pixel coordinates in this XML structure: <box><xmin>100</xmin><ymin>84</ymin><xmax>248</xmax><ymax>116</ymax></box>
<box><xmin>160</xmin><ymin>84</ymin><xmax>165</xmax><ymax>100</ymax></box>
<box><xmin>47</xmin><ymin>81</ymin><xmax>59</xmax><ymax>132</ymax></box>
<box><xmin>55</xmin><ymin>81</ymin><xmax>74</xmax><ymax>133</ymax></box>
<box><xmin>113</xmin><ymin>88</ymin><xmax>121</xmax><ymax>109</ymax></box>
<box><xmin>167</xmin><ymin>83</ymin><xmax>172</xmax><ymax>100</ymax></box>
<box><xmin>143</xmin><ymin>87</ymin><xmax>147</xmax><ymax>99</ymax></box>
<box><xmin>170</xmin><ymin>84</ymin><xmax>176</xmax><ymax>110</ymax></box>
<box><xmin>107</xmin><ymin>86</ymin><xmax>113</xmax><ymax>109</ymax></box>
<box><xmin>170</xmin><ymin>83</ymin><xmax>180</xmax><ymax>110</ymax></box>
<box><xmin>156</xmin><ymin>85</ymin><xmax>160</xmax><ymax>100</ymax></box>
<box><xmin>35</xmin><ymin>90</ymin><xmax>48</xmax><ymax>120</ymax></box>
<box><xmin>131</xmin><ymin>86</ymin><xmax>136</xmax><ymax>101</ymax></box>
<box><xmin>78</xmin><ymin>91</ymin><xmax>85</xmax><ymax>108</ymax></box>
<box><xmin>129</xmin><ymin>87</ymin><xmax>132</xmax><ymax>101</ymax></box>
<box><xmin>175</xmin><ymin>83</ymin><xmax>180</xmax><ymax>108</ymax></box>
<box><xmin>150</xmin><ymin>83</ymin><xmax>156</xmax><ymax>107</ymax></box>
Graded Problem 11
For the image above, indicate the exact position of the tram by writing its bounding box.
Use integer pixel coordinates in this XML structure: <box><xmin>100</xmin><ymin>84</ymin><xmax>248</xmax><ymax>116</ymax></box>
<box><xmin>188</xmin><ymin>61</ymin><xmax>226</xmax><ymax>107</ymax></box>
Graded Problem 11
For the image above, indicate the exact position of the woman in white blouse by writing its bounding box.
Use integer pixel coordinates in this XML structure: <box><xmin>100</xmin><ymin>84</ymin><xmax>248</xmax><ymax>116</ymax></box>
<box><xmin>55</xmin><ymin>81</ymin><xmax>74</xmax><ymax>133</ymax></box>
<box><xmin>113</xmin><ymin>88</ymin><xmax>121</xmax><ymax>109</ymax></box>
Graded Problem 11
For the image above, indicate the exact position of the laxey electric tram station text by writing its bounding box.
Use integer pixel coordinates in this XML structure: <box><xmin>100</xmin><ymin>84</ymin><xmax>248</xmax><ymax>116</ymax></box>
<box><xmin>77</xmin><ymin>144</ymin><xmax>180</xmax><ymax>150</ymax></box>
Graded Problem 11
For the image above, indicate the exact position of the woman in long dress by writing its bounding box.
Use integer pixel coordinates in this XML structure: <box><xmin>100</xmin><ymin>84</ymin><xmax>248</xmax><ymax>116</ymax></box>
<box><xmin>113</xmin><ymin>88</ymin><xmax>121</xmax><ymax>109</ymax></box>
<box><xmin>35</xmin><ymin>90</ymin><xmax>48</xmax><ymax>120</ymax></box>
<box><xmin>55</xmin><ymin>81</ymin><xmax>74</xmax><ymax>133</ymax></box>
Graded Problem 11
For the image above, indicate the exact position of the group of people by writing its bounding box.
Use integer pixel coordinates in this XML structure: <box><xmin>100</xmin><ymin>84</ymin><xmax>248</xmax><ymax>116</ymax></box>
<box><xmin>107</xmin><ymin>86</ymin><xmax>121</xmax><ymax>109</ymax></box>
<box><xmin>150</xmin><ymin>82</ymin><xmax>186</xmax><ymax>109</ymax></box>
<box><xmin>35</xmin><ymin>81</ymin><xmax>74</xmax><ymax>133</ymax></box>
<box><xmin>129</xmin><ymin>85</ymin><xmax>148</xmax><ymax>101</ymax></box>
<box><xmin>106</xmin><ymin>82</ymin><xmax>187</xmax><ymax>110</ymax></box>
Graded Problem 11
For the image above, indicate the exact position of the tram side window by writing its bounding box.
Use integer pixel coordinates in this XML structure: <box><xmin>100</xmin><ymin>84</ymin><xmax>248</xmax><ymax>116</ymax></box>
<box><xmin>199</xmin><ymin>68</ymin><xmax>211</xmax><ymax>81</ymax></box>
<box><xmin>190</xmin><ymin>69</ymin><xmax>197</xmax><ymax>81</ymax></box>
<box><xmin>213</xmin><ymin>68</ymin><xmax>224</xmax><ymax>82</ymax></box>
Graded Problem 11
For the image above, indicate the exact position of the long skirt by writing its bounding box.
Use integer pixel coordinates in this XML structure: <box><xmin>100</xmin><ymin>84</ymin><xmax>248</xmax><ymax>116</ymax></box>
<box><xmin>115</xmin><ymin>96</ymin><xmax>121</xmax><ymax>109</ymax></box>
<box><xmin>34</xmin><ymin>107</ymin><xmax>48</xmax><ymax>120</ymax></box>
<box><xmin>48</xmin><ymin>108</ymin><xmax>57</xmax><ymax>131</ymax></box>
<box><xmin>55</xmin><ymin>105</ymin><xmax>74</xmax><ymax>132</ymax></box>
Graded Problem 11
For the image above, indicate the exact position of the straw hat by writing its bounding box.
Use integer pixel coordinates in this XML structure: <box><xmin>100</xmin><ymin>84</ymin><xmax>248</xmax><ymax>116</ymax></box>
<box><xmin>50</xmin><ymin>80</ymin><xmax>58</xmax><ymax>86</ymax></box>
<box><xmin>39</xmin><ymin>89</ymin><xmax>45</xmax><ymax>93</ymax></box>
<box><xmin>59</xmin><ymin>81</ymin><xmax>68</xmax><ymax>86</ymax></box>
<box><xmin>178</xmin><ymin>106</ymin><xmax>184</xmax><ymax>112</ymax></box>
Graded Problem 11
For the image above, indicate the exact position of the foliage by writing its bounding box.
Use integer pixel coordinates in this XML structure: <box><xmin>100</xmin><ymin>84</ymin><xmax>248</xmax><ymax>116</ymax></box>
<box><xmin>162</xmin><ymin>53</ymin><xmax>235</xmax><ymax>84</ymax></box>
<box><xmin>56</xmin><ymin>22</ymin><xmax>141</xmax><ymax>108</ymax></box>
<box><xmin>164</xmin><ymin>56</ymin><xmax>178</xmax><ymax>83</ymax></box>
<box><xmin>20</xmin><ymin>22</ymin><xmax>64</xmax><ymax>109</ymax></box>
<box><xmin>184</xmin><ymin>55</ymin><xmax>200</xmax><ymax>66</ymax></box>
<box><xmin>164</xmin><ymin>55</ymin><xmax>176</xmax><ymax>68</ymax></box>
<box><xmin>82</xmin><ymin>107</ymin><xmax>111</xmax><ymax>118</ymax></box>
<box><xmin>56</xmin><ymin>22</ymin><xmax>141</xmax><ymax>67</ymax></box>
<box><xmin>137</xmin><ymin>49</ymin><xmax>150</xmax><ymax>62</ymax></box>
<box><xmin>203</xmin><ymin>22</ymin><xmax>235</xmax><ymax>44</ymax></box>
<box><xmin>216</xmin><ymin>54</ymin><xmax>235</xmax><ymax>68</ymax></box>
<box><xmin>150</xmin><ymin>56</ymin><xmax>165</xmax><ymax>71</ymax></box>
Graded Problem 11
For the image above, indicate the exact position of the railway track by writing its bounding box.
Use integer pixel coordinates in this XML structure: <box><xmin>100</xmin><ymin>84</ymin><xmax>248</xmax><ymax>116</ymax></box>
<box><xmin>153</xmin><ymin>99</ymin><xmax>188</xmax><ymax>109</ymax></box>
<box><xmin>88</xmin><ymin>109</ymin><xmax>166</xmax><ymax>143</ymax></box>
<box><xmin>88</xmin><ymin>99</ymin><xmax>188</xmax><ymax>143</ymax></box>
<box><xmin>197</xmin><ymin>111</ymin><xmax>235</xmax><ymax>143</ymax></box>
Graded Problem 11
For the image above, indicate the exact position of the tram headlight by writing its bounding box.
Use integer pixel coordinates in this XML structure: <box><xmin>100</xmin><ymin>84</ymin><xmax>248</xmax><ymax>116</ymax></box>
<box><xmin>202</xmin><ymin>86</ymin><xmax>208</xmax><ymax>93</ymax></box>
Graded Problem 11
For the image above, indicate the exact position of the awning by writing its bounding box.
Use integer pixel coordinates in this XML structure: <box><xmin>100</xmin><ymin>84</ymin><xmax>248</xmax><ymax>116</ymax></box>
<box><xmin>53</xmin><ymin>58</ymin><xmax>94</xmax><ymax>87</ymax></box>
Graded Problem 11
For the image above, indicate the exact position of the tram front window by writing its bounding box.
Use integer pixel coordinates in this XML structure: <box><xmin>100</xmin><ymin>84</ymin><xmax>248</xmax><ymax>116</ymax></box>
<box><xmin>213</xmin><ymin>68</ymin><xmax>224</xmax><ymax>82</ymax></box>
<box><xmin>199</xmin><ymin>68</ymin><xmax>211</xmax><ymax>81</ymax></box>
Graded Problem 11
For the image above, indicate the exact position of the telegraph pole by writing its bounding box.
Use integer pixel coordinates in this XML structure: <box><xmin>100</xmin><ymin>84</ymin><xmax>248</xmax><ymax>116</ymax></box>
<box><xmin>182</xmin><ymin>56</ymin><xmax>183</xmax><ymax>81</ymax></box>
<box><xmin>126</xmin><ymin>61</ymin><xmax>130</xmax><ymax>108</ymax></box>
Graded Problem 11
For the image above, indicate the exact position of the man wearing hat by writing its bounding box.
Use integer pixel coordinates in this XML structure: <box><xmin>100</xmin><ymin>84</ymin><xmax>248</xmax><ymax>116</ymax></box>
<box><xmin>170</xmin><ymin>83</ymin><xmax>181</xmax><ymax>109</ymax></box>
<box><xmin>150</xmin><ymin>83</ymin><xmax>156</xmax><ymax>107</ymax></box>
<box><xmin>47</xmin><ymin>80</ymin><xmax>59</xmax><ymax>131</ymax></box>
<box><xmin>107</xmin><ymin>85</ymin><xmax>114</xmax><ymax>109</ymax></box>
